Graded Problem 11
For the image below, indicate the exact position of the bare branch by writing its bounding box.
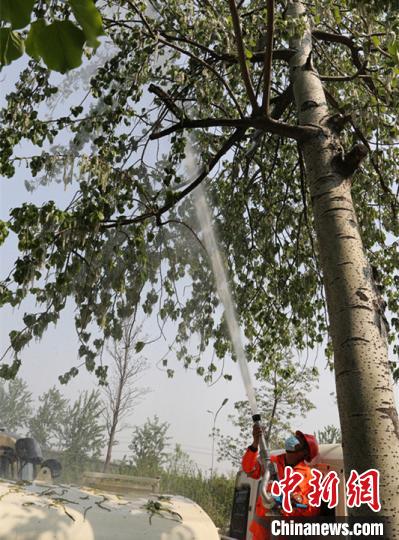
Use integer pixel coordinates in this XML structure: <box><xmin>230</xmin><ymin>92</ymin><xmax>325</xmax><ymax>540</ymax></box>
<box><xmin>148</xmin><ymin>84</ymin><xmax>185</xmax><ymax>119</ymax></box>
<box><xmin>149</xmin><ymin>117</ymin><xmax>252</xmax><ymax>140</ymax></box>
<box><xmin>312</xmin><ymin>30</ymin><xmax>379</xmax><ymax>97</ymax></box>
<box><xmin>262</xmin><ymin>0</ymin><xmax>275</xmax><ymax>116</ymax></box>
<box><xmin>149</xmin><ymin>108</ymin><xmax>317</xmax><ymax>143</ymax></box>
<box><xmin>228</xmin><ymin>0</ymin><xmax>259</xmax><ymax>110</ymax></box>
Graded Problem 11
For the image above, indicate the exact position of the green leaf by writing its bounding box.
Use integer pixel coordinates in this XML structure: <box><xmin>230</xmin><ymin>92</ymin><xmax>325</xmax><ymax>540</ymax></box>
<box><xmin>26</xmin><ymin>20</ymin><xmax>85</xmax><ymax>73</ymax></box>
<box><xmin>333</xmin><ymin>6</ymin><xmax>342</xmax><ymax>23</ymax></box>
<box><xmin>69</xmin><ymin>0</ymin><xmax>104</xmax><ymax>48</ymax></box>
<box><xmin>0</xmin><ymin>220</ymin><xmax>9</xmax><ymax>245</ymax></box>
<box><xmin>371</xmin><ymin>35</ymin><xmax>380</xmax><ymax>47</ymax></box>
<box><xmin>25</xmin><ymin>19</ymin><xmax>46</xmax><ymax>61</ymax></box>
<box><xmin>135</xmin><ymin>341</ymin><xmax>145</xmax><ymax>352</ymax></box>
<box><xmin>0</xmin><ymin>28</ymin><xmax>24</xmax><ymax>66</ymax></box>
<box><xmin>0</xmin><ymin>0</ymin><xmax>35</xmax><ymax>29</ymax></box>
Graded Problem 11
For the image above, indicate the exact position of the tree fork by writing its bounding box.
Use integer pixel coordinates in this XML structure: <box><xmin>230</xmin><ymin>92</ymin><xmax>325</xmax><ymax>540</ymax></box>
<box><xmin>287</xmin><ymin>1</ymin><xmax>399</xmax><ymax>534</ymax></box>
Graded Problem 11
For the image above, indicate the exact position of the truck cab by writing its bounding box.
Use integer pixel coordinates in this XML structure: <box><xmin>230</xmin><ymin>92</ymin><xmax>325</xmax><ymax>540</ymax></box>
<box><xmin>228</xmin><ymin>444</ymin><xmax>345</xmax><ymax>540</ymax></box>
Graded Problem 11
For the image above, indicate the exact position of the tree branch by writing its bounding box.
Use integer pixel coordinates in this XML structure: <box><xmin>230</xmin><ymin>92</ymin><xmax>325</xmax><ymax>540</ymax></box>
<box><xmin>312</xmin><ymin>30</ymin><xmax>355</xmax><ymax>49</ymax></box>
<box><xmin>157</xmin><ymin>35</ymin><xmax>245</xmax><ymax>117</ymax></box>
<box><xmin>128</xmin><ymin>0</ymin><xmax>245</xmax><ymax>116</ymax></box>
<box><xmin>149</xmin><ymin>118</ymin><xmax>252</xmax><ymax>140</ymax></box>
<box><xmin>148</xmin><ymin>84</ymin><xmax>185</xmax><ymax>119</ymax></box>
<box><xmin>312</xmin><ymin>30</ymin><xmax>378</xmax><ymax>96</ymax></box>
<box><xmin>228</xmin><ymin>0</ymin><xmax>259</xmax><ymax>111</ymax></box>
<box><xmin>157</xmin><ymin>32</ymin><xmax>295</xmax><ymax>64</ymax></box>
<box><xmin>324</xmin><ymin>89</ymin><xmax>398</xmax><ymax>218</ymax></box>
<box><xmin>149</xmin><ymin>111</ymin><xmax>319</xmax><ymax>142</ymax></box>
<box><xmin>270</xmin><ymin>84</ymin><xmax>294</xmax><ymax>119</ymax></box>
<box><xmin>101</xmin><ymin>129</ymin><xmax>247</xmax><ymax>229</ymax></box>
<box><xmin>262</xmin><ymin>0</ymin><xmax>275</xmax><ymax>116</ymax></box>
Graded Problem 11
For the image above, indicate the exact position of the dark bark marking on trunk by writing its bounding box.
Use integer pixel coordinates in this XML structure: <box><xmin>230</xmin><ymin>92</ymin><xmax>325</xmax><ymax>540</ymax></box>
<box><xmin>373</xmin><ymin>310</ymin><xmax>389</xmax><ymax>338</ymax></box>
<box><xmin>312</xmin><ymin>172</ymin><xmax>345</xmax><ymax>197</ymax></box>
<box><xmin>339</xmin><ymin>304</ymin><xmax>372</xmax><ymax>313</ymax></box>
<box><xmin>376</xmin><ymin>407</ymin><xmax>399</xmax><ymax>440</ymax></box>
<box><xmin>337</xmin><ymin>261</ymin><xmax>353</xmax><ymax>266</ymax></box>
<box><xmin>355</xmin><ymin>290</ymin><xmax>369</xmax><ymax>301</ymax></box>
<box><xmin>311</xmin><ymin>174</ymin><xmax>341</xmax><ymax>190</ymax></box>
<box><xmin>321</xmin><ymin>207</ymin><xmax>353</xmax><ymax>217</ymax></box>
<box><xmin>335</xmin><ymin>234</ymin><xmax>357</xmax><ymax>240</ymax></box>
<box><xmin>336</xmin><ymin>368</ymin><xmax>361</xmax><ymax>378</ymax></box>
<box><xmin>303</xmin><ymin>51</ymin><xmax>313</xmax><ymax>70</ymax></box>
<box><xmin>340</xmin><ymin>336</ymin><xmax>370</xmax><ymax>346</ymax></box>
<box><xmin>311</xmin><ymin>190</ymin><xmax>333</xmax><ymax>203</ymax></box>
<box><xmin>300</xmin><ymin>100</ymin><xmax>319</xmax><ymax>111</ymax></box>
<box><xmin>330</xmin><ymin>196</ymin><xmax>352</xmax><ymax>203</ymax></box>
<box><xmin>348</xmin><ymin>219</ymin><xmax>358</xmax><ymax>228</ymax></box>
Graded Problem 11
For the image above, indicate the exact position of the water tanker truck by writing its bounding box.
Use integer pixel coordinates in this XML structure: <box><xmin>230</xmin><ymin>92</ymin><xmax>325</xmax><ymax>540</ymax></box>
<box><xmin>0</xmin><ymin>428</ymin><xmax>220</xmax><ymax>540</ymax></box>
<box><xmin>0</xmin><ymin>427</ymin><xmax>352</xmax><ymax>540</ymax></box>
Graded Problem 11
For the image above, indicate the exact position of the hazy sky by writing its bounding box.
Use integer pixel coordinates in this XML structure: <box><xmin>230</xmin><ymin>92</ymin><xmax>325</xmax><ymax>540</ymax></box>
<box><xmin>1</xmin><ymin>50</ymin><xmax>397</xmax><ymax>476</ymax></box>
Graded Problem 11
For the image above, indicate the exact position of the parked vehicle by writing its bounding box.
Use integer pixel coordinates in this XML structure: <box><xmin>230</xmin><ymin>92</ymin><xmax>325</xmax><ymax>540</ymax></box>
<box><xmin>0</xmin><ymin>429</ymin><xmax>220</xmax><ymax>540</ymax></box>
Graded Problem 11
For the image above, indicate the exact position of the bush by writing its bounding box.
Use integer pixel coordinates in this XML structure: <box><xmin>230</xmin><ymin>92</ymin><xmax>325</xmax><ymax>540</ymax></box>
<box><xmin>160</xmin><ymin>470</ymin><xmax>235</xmax><ymax>532</ymax></box>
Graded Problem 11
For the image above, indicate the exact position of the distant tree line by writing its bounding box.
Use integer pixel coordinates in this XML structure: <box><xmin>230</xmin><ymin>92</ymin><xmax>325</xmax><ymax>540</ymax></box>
<box><xmin>0</xmin><ymin>380</ymin><xmax>234</xmax><ymax>531</ymax></box>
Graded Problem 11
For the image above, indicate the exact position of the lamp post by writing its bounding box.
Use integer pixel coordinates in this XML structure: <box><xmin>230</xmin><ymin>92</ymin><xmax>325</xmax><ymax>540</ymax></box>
<box><xmin>207</xmin><ymin>398</ymin><xmax>228</xmax><ymax>478</ymax></box>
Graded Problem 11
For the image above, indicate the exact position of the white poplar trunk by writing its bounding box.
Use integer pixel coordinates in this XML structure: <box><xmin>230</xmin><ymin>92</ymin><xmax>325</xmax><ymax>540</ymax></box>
<box><xmin>286</xmin><ymin>1</ymin><xmax>399</xmax><ymax>535</ymax></box>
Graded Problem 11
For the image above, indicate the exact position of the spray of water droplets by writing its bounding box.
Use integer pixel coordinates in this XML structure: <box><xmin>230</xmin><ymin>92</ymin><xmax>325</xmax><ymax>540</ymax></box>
<box><xmin>184</xmin><ymin>137</ymin><xmax>259</xmax><ymax>416</ymax></box>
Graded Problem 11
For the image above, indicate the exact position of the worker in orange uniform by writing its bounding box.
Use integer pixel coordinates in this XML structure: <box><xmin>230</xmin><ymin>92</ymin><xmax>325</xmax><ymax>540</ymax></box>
<box><xmin>242</xmin><ymin>424</ymin><xmax>320</xmax><ymax>540</ymax></box>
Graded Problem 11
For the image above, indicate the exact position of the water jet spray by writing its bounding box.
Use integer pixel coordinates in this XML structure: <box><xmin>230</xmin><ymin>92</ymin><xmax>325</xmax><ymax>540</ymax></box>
<box><xmin>185</xmin><ymin>140</ymin><xmax>274</xmax><ymax>507</ymax></box>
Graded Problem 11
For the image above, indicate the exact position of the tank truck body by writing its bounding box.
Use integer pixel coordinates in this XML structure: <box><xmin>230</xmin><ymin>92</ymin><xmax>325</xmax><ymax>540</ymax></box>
<box><xmin>0</xmin><ymin>429</ymin><xmax>220</xmax><ymax>540</ymax></box>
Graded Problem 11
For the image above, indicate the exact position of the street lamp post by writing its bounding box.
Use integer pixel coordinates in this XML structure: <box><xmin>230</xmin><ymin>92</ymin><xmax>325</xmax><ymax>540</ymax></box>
<box><xmin>207</xmin><ymin>398</ymin><xmax>228</xmax><ymax>478</ymax></box>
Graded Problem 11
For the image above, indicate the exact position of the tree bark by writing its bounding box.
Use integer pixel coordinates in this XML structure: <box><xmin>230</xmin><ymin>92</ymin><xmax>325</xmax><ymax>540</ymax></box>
<box><xmin>103</xmin><ymin>357</ymin><xmax>126</xmax><ymax>473</ymax></box>
<box><xmin>286</xmin><ymin>1</ymin><xmax>399</xmax><ymax>535</ymax></box>
<box><xmin>103</xmin><ymin>415</ymin><xmax>118</xmax><ymax>472</ymax></box>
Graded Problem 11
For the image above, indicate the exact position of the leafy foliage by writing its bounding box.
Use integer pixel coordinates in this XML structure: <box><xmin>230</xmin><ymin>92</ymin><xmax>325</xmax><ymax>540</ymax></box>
<box><xmin>164</xmin><ymin>443</ymin><xmax>198</xmax><ymax>477</ymax></box>
<box><xmin>216</xmin><ymin>355</ymin><xmax>318</xmax><ymax>466</ymax></box>
<box><xmin>129</xmin><ymin>415</ymin><xmax>171</xmax><ymax>476</ymax></box>
<box><xmin>28</xmin><ymin>386</ymin><xmax>69</xmax><ymax>451</ymax></box>
<box><xmin>161</xmin><ymin>468</ymin><xmax>235</xmax><ymax>531</ymax></box>
<box><xmin>0</xmin><ymin>378</ymin><xmax>32</xmax><ymax>433</ymax></box>
<box><xmin>317</xmin><ymin>424</ymin><xmax>342</xmax><ymax>444</ymax></box>
<box><xmin>0</xmin><ymin>0</ymin><xmax>398</xmax><ymax>386</ymax></box>
<box><xmin>0</xmin><ymin>0</ymin><xmax>103</xmax><ymax>72</ymax></box>
<box><xmin>58</xmin><ymin>390</ymin><xmax>105</xmax><ymax>475</ymax></box>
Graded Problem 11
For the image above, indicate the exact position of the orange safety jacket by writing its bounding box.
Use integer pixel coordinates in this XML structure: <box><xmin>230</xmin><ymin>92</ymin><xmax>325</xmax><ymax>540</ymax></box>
<box><xmin>242</xmin><ymin>447</ymin><xmax>320</xmax><ymax>540</ymax></box>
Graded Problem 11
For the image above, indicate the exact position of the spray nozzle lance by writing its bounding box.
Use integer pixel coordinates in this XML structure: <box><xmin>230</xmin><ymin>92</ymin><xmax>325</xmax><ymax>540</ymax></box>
<box><xmin>250</xmin><ymin>413</ymin><xmax>276</xmax><ymax>510</ymax></box>
<box><xmin>251</xmin><ymin>414</ymin><xmax>269</xmax><ymax>461</ymax></box>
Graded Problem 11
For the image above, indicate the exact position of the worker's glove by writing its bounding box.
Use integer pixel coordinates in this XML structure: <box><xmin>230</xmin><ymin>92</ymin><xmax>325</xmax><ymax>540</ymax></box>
<box><xmin>272</xmin><ymin>495</ymin><xmax>308</xmax><ymax>509</ymax></box>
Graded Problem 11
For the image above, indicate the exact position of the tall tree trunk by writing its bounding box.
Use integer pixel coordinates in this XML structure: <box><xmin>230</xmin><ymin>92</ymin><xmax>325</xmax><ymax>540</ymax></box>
<box><xmin>287</xmin><ymin>1</ymin><xmax>399</xmax><ymax>535</ymax></box>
